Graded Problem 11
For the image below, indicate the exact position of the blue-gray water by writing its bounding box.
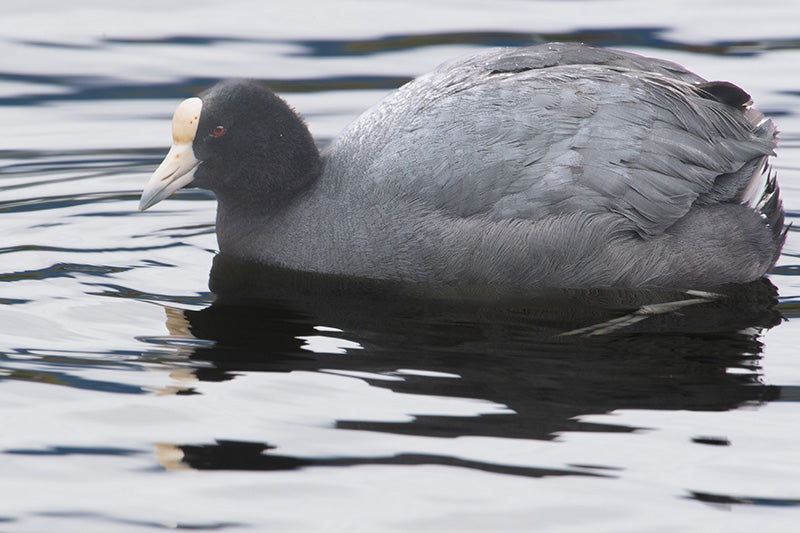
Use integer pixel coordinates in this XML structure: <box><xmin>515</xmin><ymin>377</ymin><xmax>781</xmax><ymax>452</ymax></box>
<box><xmin>2</xmin><ymin>1</ymin><xmax>800</xmax><ymax>531</ymax></box>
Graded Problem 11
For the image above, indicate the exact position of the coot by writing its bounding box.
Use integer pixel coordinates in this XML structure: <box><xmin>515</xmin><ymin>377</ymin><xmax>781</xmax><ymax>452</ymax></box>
<box><xmin>139</xmin><ymin>43</ymin><xmax>784</xmax><ymax>289</ymax></box>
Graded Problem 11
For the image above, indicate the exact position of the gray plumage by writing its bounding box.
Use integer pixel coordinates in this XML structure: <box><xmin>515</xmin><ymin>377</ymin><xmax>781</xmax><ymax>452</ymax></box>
<box><xmin>151</xmin><ymin>43</ymin><xmax>785</xmax><ymax>289</ymax></box>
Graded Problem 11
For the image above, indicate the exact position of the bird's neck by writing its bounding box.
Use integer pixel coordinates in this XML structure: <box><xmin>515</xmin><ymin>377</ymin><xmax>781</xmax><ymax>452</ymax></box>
<box><xmin>213</xmin><ymin>167</ymin><xmax>320</xmax><ymax>265</ymax></box>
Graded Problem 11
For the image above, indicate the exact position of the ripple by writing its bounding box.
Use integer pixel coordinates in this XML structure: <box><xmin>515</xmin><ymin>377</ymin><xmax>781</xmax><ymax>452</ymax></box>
<box><xmin>5</xmin><ymin>445</ymin><xmax>143</xmax><ymax>456</ymax></box>
<box><xmin>159</xmin><ymin>439</ymin><xmax>612</xmax><ymax>478</ymax></box>
<box><xmin>0</xmin><ymin>262</ymin><xmax>130</xmax><ymax>282</ymax></box>
<box><xmin>688</xmin><ymin>491</ymin><xmax>800</xmax><ymax>507</ymax></box>
<box><xmin>86</xmin><ymin>282</ymin><xmax>213</xmax><ymax>305</ymax></box>
<box><xmin>291</xmin><ymin>28</ymin><xmax>800</xmax><ymax>57</ymax></box>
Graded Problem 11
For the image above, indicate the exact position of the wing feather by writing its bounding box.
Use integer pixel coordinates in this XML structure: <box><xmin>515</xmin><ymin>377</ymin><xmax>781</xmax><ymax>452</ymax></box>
<box><xmin>335</xmin><ymin>43</ymin><xmax>776</xmax><ymax>237</ymax></box>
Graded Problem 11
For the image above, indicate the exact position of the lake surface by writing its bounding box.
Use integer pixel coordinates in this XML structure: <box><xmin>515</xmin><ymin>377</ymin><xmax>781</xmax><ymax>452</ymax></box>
<box><xmin>2</xmin><ymin>1</ymin><xmax>800</xmax><ymax>531</ymax></box>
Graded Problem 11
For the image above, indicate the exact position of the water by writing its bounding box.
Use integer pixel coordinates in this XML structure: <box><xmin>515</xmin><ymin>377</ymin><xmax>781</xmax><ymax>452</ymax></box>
<box><xmin>2</xmin><ymin>1</ymin><xmax>800</xmax><ymax>531</ymax></box>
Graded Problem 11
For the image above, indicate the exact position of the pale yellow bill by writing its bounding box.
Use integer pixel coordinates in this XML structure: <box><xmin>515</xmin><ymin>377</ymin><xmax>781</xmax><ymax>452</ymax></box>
<box><xmin>139</xmin><ymin>97</ymin><xmax>203</xmax><ymax>211</ymax></box>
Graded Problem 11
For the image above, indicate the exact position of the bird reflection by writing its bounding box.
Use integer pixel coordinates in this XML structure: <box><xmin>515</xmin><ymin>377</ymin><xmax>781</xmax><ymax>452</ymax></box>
<box><xmin>150</xmin><ymin>254</ymin><xmax>783</xmax><ymax>471</ymax></box>
<box><xmin>155</xmin><ymin>440</ymin><xmax>611</xmax><ymax>478</ymax></box>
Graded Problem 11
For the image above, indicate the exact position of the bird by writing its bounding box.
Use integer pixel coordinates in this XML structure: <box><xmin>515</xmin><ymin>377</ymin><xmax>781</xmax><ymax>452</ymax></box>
<box><xmin>138</xmin><ymin>42</ymin><xmax>784</xmax><ymax>290</ymax></box>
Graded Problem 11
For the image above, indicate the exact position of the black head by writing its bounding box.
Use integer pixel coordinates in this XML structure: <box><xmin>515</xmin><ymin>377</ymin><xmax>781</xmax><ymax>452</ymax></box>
<box><xmin>193</xmin><ymin>80</ymin><xmax>321</xmax><ymax>203</ymax></box>
<box><xmin>139</xmin><ymin>80</ymin><xmax>320</xmax><ymax>212</ymax></box>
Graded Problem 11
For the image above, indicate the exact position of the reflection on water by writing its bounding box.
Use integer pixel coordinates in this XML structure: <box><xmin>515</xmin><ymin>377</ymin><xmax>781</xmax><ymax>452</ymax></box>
<box><xmin>5</xmin><ymin>28</ymin><xmax>799</xmax><ymax>110</ymax></box>
<box><xmin>138</xmin><ymin>255</ymin><xmax>785</xmax><ymax>472</ymax></box>
<box><xmin>159</xmin><ymin>440</ymin><xmax>609</xmax><ymax>478</ymax></box>
<box><xmin>292</xmin><ymin>28</ymin><xmax>800</xmax><ymax>57</ymax></box>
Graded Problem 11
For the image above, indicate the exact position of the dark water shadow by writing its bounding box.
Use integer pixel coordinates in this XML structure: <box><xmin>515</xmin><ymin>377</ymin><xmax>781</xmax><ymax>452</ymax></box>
<box><xmin>288</xmin><ymin>27</ymin><xmax>800</xmax><ymax>58</ymax></box>
<box><xmin>100</xmin><ymin>27</ymin><xmax>800</xmax><ymax>58</ymax></box>
<box><xmin>165</xmin><ymin>440</ymin><xmax>606</xmax><ymax>479</ymax></box>
<box><xmin>6</xmin><ymin>27</ymin><xmax>799</xmax><ymax>108</ymax></box>
<box><xmin>688</xmin><ymin>490</ymin><xmax>800</xmax><ymax>508</ymax></box>
<box><xmin>149</xmin><ymin>255</ymin><xmax>784</xmax><ymax>472</ymax></box>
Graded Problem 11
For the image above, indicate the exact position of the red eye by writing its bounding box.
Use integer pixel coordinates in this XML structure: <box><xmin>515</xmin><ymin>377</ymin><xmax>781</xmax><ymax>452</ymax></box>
<box><xmin>212</xmin><ymin>125</ymin><xmax>226</xmax><ymax>137</ymax></box>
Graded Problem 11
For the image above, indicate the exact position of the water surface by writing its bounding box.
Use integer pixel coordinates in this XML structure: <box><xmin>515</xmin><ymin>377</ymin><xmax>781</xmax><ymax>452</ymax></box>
<box><xmin>2</xmin><ymin>1</ymin><xmax>800</xmax><ymax>531</ymax></box>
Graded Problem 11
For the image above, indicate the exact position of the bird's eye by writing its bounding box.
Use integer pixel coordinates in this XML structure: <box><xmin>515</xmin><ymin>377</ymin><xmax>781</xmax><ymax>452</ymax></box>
<box><xmin>212</xmin><ymin>125</ymin><xmax>226</xmax><ymax>137</ymax></box>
